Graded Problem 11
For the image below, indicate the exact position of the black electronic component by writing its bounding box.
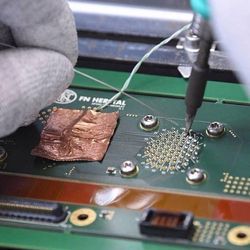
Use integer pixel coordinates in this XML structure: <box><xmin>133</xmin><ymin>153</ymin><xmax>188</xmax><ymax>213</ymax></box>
<box><xmin>0</xmin><ymin>196</ymin><xmax>67</xmax><ymax>223</ymax></box>
<box><xmin>139</xmin><ymin>209</ymin><xmax>194</xmax><ymax>239</ymax></box>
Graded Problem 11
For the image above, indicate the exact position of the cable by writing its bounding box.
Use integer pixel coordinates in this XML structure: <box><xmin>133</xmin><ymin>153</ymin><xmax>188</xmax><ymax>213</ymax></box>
<box><xmin>73</xmin><ymin>69</ymin><xmax>160</xmax><ymax>114</ymax></box>
<box><xmin>98</xmin><ymin>23</ymin><xmax>191</xmax><ymax>109</ymax></box>
<box><xmin>1</xmin><ymin>22</ymin><xmax>190</xmax><ymax>124</ymax></box>
<box><xmin>74</xmin><ymin>68</ymin><xmax>179</xmax><ymax>125</ymax></box>
<box><xmin>0</xmin><ymin>42</ymin><xmax>16</xmax><ymax>49</ymax></box>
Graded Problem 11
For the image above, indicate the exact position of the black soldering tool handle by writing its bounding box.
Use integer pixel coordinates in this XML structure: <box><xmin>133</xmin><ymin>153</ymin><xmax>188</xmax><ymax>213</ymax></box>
<box><xmin>185</xmin><ymin>38</ymin><xmax>213</xmax><ymax>117</ymax></box>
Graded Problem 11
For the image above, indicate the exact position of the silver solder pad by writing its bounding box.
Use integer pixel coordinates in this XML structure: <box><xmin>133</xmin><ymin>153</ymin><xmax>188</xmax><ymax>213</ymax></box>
<box><xmin>137</xmin><ymin>128</ymin><xmax>204</xmax><ymax>174</ymax></box>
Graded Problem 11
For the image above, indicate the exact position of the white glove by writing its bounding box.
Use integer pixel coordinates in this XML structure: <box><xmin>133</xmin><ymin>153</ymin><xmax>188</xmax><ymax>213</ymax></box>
<box><xmin>0</xmin><ymin>0</ymin><xmax>78</xmax><ymax>137</ymax></box>
<box><xmin>209</xmin><ymin>0</ymin><xmax>250</xmax><ymax>95</ymax></box>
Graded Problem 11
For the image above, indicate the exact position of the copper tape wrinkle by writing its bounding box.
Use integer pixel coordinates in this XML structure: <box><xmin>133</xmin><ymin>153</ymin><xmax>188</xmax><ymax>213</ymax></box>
<box><xmin>31</xmin><ymin>108</ymin><xmax>119</xmax><ymax>161</ymax></box>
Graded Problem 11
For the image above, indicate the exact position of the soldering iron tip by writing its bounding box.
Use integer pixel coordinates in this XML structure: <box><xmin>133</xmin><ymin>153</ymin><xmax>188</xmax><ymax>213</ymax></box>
<box><xmin>185</xmin><ymin>114</ymin><xmax>194</xmax><ymax>133</ymax></box>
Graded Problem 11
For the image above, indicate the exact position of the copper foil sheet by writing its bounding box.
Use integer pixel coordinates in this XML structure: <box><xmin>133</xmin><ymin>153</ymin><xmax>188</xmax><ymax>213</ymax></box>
<box><xmin>31</xmin><ymin>108</ymin><xmax>119</xmax><ymax>161</ymax></box>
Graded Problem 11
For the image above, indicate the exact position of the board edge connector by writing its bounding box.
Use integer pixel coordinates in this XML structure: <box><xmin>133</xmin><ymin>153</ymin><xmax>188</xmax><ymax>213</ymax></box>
<box><xmin>0</xmin><ymin>196</ymin><xmax>68</xmax><ymax>224</ymax></box>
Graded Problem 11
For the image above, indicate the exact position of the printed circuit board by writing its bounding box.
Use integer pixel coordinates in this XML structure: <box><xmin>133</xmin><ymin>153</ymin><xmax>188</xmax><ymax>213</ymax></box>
<box><xmin>0</xmin><ymin>81</ymin><xmax>249</xmax><ymax>249</ymax></box>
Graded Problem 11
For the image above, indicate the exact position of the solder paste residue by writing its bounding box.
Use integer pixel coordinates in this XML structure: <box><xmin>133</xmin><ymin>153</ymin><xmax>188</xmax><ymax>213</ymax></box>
<box><xmin>138</xmin><ymin>128</ymin><xmax>204</xmax><ymax>173</ymax></box>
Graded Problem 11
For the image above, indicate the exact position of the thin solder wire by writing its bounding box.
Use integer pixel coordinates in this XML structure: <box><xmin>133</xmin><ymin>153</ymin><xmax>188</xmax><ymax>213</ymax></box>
<box><xmin>73</xmin><ymin>69</ymin><xmax>179</xmax><ymax>126</ymax></box>
<box><xmin>0</xmin><ymin>42</ymin><xmax>16</xmax><ymax>49</ymax></box>
<box><xmin>73</xmin><ymin>69</ymin><xmax>160</xmax><ymax>115</ymax></box>
<box><xmin>1</xmin><ymin>28</ymin><xmax>189</xmax><ymax>128</ymax></box>
<box><xmin>98</xmin><ymin>23</ymin><xmax>191</xmax><ymax>110</ymax></box>
<box><xmin>0</xmin><ymin>41</ymin><xmax>161</xmax><ymax>120</ymax></box>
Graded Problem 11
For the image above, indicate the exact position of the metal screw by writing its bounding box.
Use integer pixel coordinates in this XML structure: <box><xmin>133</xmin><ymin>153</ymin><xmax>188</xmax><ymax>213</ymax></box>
<box><xmin>140</xmin><ymin>115</ymin><xmax>159</xmax><ymax>131</ymax></box>
<box><xmin>120</xmin><ymin>161</ymin><xmax>138</xmax><ymax>177</ymax></box>
<box><xmin>184</xmin><ymin>30</ymin><xmax>200</xmax><ymax>52</ymax></box>
<box><xmin>186</xmin><ymin>168</ymin><xmax>206</xmax><ymax>184</ymax></box>
<box><xmin>0</xmin><ymin>146</ymin><xmax>7</xmax><ymax>163</ymax></box>
<box><xmin>206</xmin><ymin>121</ymin><xmax>225</xmax><ymax>138</ymax></box>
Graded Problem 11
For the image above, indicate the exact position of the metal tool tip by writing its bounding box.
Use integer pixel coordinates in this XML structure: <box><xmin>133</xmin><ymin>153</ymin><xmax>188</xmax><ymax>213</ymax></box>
<box><xmin>185</xmin><ymin>114</ymin><xmax>194</xmax><ymax>133</ymax></box>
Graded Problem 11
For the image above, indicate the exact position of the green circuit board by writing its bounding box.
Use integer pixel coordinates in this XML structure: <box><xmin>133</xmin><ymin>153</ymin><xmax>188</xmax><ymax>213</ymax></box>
<box><xmin>0</xmin><ymin>203</ymin><xmax>248</xmax><ymax>250</ymax></box>
<box><xmin>1</xmin><ymin>87</ymin><xmax>250</xmax><ymax>198</ymax></box>
<box><xmin>0</xmin><ymin>68</ymin><xmax>250</xmax><ymax>250</ymax></box>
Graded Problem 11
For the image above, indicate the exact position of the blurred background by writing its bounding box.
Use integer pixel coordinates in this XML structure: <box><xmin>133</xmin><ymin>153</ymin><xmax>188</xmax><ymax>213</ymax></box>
<box><xmin>67</xmin><ymin>0</ymin><xmax>235</xmax><ymax>82</ymax></box>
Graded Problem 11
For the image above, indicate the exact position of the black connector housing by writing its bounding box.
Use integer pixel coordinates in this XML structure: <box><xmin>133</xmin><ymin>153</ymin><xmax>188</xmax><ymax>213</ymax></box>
<box><xmin>0</xmin><ymin>196</ymin><xmax>67</xmax><ymax>224</ymax></box>
<box><xmin>139</xmin><ymin>209</ymin><xmax>194</xmax><ymax>239</ymax></box>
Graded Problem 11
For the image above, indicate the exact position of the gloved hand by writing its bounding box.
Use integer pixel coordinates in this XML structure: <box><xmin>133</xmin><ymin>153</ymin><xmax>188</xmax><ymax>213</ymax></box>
<box><xmin>209</xmin><ymin>0</ymin><xmax>250</xmax><ymax>95</ymax></box>
<box><xmin>0</xmin><ymin>0</ymin><xmax>78</xmax><ymax>138</ymax></box>
<box><xmin>191</xmin><ymin>0</ymin><xmax>250</xmax><ymax>96</ymax></box>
